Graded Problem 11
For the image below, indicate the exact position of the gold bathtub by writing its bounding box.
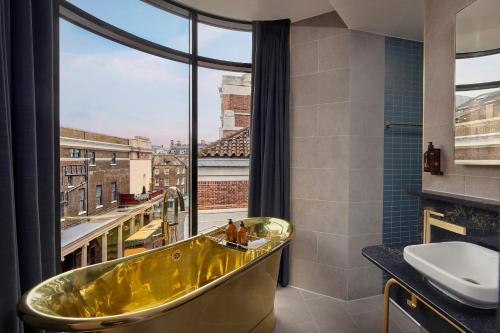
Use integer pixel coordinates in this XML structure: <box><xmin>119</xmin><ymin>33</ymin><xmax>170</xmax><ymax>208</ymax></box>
<box><xmin>18</xmin><ymin>217</ymin><xmax>293</xmax><ymax>332</ymax></box>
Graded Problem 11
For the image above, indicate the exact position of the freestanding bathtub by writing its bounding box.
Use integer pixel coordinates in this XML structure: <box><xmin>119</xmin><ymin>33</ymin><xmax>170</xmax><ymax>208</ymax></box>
<box><xmin>18</xmin><ymin>217</ymin><xmax>293</xmax><ymax>332</ymax></box>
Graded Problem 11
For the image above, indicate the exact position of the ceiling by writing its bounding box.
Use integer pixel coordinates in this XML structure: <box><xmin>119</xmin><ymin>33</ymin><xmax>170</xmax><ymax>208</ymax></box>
<box><xmin>175</xmin><ymin>0</ymin><xmax>424</xmax><ymax>41</ymax></box>
<box><xmin>328</xmin><ymin>0</ymin><xmax>423</xmax><ymax>41</ymax></box>
<box><xmin>456</xmin><ymin>0</ymin><xmax>500</xmax><ymax>53</ymax></box>
<box><xmin>174</xmin><ymin>0</ymin><xmax>334</xmax><ymax>23</ymax></box>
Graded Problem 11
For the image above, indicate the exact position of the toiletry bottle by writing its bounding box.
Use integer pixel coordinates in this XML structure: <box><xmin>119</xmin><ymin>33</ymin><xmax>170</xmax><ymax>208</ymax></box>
<box><xmin>225</xmin><ymin>219</ymin><xmax>237</xmax><ymax>243</ymax></box>
<box><xmin>237</xmin><ymin>221</ymin><xmax>248</xmax><ymax>246</ymax></box>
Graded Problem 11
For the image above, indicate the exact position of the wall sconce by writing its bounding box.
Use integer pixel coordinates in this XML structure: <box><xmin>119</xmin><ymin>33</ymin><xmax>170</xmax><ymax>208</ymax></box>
<box><xmin>424</xmin><ymin>142</ymin><xmax>443</xmax><ymax>176</ymax></box>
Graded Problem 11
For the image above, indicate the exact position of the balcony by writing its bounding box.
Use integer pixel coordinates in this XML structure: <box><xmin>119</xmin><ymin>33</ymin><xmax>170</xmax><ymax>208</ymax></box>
<box><xmin>119</xmin><ymin>189</ymin><xmax>164</xmax><ymax>206</ymax></box>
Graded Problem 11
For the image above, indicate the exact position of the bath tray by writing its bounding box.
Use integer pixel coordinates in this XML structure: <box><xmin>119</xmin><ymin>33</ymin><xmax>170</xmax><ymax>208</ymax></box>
<box><xmin>203</xmin><ymin>226</ymin><xmax>272</xmax><ymax>252</ymax></box>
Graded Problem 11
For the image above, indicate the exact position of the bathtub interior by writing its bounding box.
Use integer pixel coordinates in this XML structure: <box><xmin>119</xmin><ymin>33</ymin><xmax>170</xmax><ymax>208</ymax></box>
<box><xmin>27</xmin><ymin>218</ymin><xmax>292</xmax><ymax>319</ymax></box>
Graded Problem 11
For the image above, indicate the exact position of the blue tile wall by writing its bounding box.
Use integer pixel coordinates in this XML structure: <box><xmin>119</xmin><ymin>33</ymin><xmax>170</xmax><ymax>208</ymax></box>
<box><xmin>383</xmin><ymin>37</ymin><xmax>423</xmax><ymax>245</ymax></box>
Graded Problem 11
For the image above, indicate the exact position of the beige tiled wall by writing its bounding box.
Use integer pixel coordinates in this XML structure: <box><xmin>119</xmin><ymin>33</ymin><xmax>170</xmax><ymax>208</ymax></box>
<box><xmin>289</xmin><ymin>12</ymin><xmax>384</xmax><ymax>300</ymax></box>
<box><xmin>423</xmin><ymin>0</ymin><xmax>500</xmax><ymax>200</ymax></box>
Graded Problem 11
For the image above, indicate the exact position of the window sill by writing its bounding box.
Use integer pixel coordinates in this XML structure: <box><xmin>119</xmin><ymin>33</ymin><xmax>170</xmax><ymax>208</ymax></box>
<box><xmin>67</xmin><ymin>185</ymin><xmax>74</xmax><ymax>189</ymax></box>
<box><xmin>111</xmin><ymin>200</ymin><xmax>117</xmax><ymax>203</ymax></box>
<box><xmin>78</xmin><ymin>211</ymin><xmax>87</xmax><ymax>216</ymax></box>
<box><xmin>110</xmin><ymin>163</ymin><xmax>117</xmax><ymax>166</ymax></box>
<box><xmin>96</xmin><ymin>205</ymin><xmax>103</xmax><ymax>209</ymax></box>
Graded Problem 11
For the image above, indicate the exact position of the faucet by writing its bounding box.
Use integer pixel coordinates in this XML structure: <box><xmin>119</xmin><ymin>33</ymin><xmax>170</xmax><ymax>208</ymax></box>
<box><xmin>162</xmin><ymin>186</ymin><xmax>185</xmax><ymax>245</ymax></box>
<box><xmin>423</xmin><ymin>209</ymin><xmax>466</xmax><ymax>244</ymax></box>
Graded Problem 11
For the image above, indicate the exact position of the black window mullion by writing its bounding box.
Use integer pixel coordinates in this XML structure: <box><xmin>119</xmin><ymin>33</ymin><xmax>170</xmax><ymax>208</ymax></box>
<box><xmin>189</xmin><ymin>12</ymin><xmax>198</xmax><ymax>236</ymax></box>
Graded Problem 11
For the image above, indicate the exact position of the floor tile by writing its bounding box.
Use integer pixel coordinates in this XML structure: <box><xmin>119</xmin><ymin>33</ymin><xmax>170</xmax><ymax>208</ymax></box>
<box><xmin>274</xmin><ymin>287</ymin><xmax>314</xmax><ymax>329</ymax></box>
<box><xmin>342</xmin><ymin>294</ymin><xmax>383</xmax><ymax>315</ymax></box>
<box><xmin>273</xmin><ymin>287</ymin><xmax>421</xmax><ymax>333</ymax></box>
<box><xmin>350</xmin><ymin>309</ymin><xmax>401</xmax><ymax>333</ymax></box>
<box><xmin>297</xmin><ymin>287</ymin><xmax>325</xmax><ymax>301</ymax></box>
<box><xmin>305</xmin><ymin>295</ymin><xmax>361</xmax><ymax>333</ymax></box>
<box><xmin>273</xmin><ymin>321</ymin><xmax>320</xmax><ymax>333</ymax></box>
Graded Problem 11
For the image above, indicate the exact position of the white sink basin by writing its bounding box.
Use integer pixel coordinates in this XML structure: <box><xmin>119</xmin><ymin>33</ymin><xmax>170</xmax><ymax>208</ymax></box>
<box><xmin>404</xmin><ymin>241</ymin><xmax>499</xmax><ymax>309</ymax></box>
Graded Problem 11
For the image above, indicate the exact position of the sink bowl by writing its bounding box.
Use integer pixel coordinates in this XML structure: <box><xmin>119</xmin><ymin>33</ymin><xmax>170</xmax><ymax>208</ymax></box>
<box><xmin>404</xmin><ymin>241</ymin><xmax>499</xmax><ymax>309</ymax></box>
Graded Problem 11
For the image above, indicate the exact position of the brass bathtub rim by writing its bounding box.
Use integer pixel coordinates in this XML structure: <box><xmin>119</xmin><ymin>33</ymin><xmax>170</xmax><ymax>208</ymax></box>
<box><xmin>18</xmin><ymin>217</ymin><xmax>294</xmax><ymax>331</ymax></box>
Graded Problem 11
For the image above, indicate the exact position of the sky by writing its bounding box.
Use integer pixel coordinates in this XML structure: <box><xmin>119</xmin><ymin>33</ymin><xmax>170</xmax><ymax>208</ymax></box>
<box><xmin>60</xmin><ymin>0</ymin><xmax>251</xmax><ymax>146</ymax></box>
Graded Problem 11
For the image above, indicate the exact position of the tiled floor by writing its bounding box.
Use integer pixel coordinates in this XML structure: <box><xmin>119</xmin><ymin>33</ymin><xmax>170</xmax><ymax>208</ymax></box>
<box><xmin>273</xmin><ymin>286</ymin><xmax>422</xmax><ymax>333</ymax></box>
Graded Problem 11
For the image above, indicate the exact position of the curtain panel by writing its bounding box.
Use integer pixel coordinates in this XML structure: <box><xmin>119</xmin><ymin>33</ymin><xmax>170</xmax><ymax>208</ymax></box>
<box><xmin>0</xmin><ymin>0</ymin><xmax>60</xmax><ymax>331</ymax></box>
<box><xmin>248</xmin><ymin>19</ymin><xmax>291</xmax><ymax>286</ymax></box>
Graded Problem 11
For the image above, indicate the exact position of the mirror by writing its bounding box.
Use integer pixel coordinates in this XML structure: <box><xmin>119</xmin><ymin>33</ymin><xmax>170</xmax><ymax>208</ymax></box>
<box><xmin>454</xmin><ymin>0</ymin><xmax>500</xmax><ymax>165</ymax></box>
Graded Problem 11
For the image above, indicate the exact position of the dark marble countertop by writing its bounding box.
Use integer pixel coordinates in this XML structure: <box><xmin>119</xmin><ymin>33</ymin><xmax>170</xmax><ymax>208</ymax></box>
<box><xmin>411</xmin><ymin>190</ymin><xmax>500</xmax><ymax>212</ymax></box>
<box><xmin>362</xmin><ymin>244</ymin><xmax>497</xmax><ymax>333</ymax></box>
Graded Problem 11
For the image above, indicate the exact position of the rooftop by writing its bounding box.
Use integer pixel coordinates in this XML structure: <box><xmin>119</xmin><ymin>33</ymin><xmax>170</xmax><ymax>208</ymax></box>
<box><xmin>199</xmin><ymin>127</ymin><xmax>250</xmax><ymax>158</ymax></box>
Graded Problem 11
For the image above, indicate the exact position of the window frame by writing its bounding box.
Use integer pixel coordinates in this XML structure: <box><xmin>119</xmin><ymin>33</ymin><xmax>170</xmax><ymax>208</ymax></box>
<box><xmin>95</xmin><ymin>184</ymin><xmax>103</xmax><ymax>208</ymax></box>
<box><xmin>70</xmin><ymin>148</ymin><xmax>80</xmax><ymax>158</ymax></box>
<box><xmin>58</xmin><ymin>0</ymin><xmax>252</xmax><ymax>236</ymax></box>
<box><xmin>89</xmin><ymin>151</ymin><xmax>96</xmax><ymax>165</ymax></box>
<box><xmin>456</xmin><ymin>49</ymin><xmax>500</xmax><ymax>92</ymax></box>
<box><xmin>111</xmin><ymin>181</ymin><xmax>117</xmax><ymax>202</ymax></box>
<box><xmin>110</xmin><ymin>152</ymin><xmax>117</xmax><ymax>165</ymax></box>
<box><xmin>78</xmin><ymin>188</ymin><xmax>86</xmax><ymax>213</ymax></box>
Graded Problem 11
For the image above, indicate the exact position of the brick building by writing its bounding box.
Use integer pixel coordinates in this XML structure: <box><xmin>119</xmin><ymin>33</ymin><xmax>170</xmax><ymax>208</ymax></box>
<box><xmin>194</xmin><ymin>73</ymin><xmax>252</xmax><ymax>229</ymax></box>
<box><xmin>455</xmin><ymin>90</ymin><xmax>500</xmax><ymax>163</ymax></box>
<box><xmin>219</xmin><ymin>74</ymin><xmax>251</xmax><ymax>138</ymax></box>
<box><xmin>198</xmin><ymin>127</ymin><xmax>250</xmax><ymax>210</ymax></box>
<box><xmin>60</xmin><ymin>127</ymin><xmax>131</xmax><ymax>229</ymax></box>
<box><xmin>60</xmin><ymin>128</ymin><xmax>161</xmax><ymax>271</ymax></box>
<box><xmin>152</xmin><ymin>154</ymin><xmax>188</xmax><ymax>194</ymax></box>
<box><xmin>168</xmin><ymin>139</ymin><xmax>189</xmax><ymax>155</ymax></box>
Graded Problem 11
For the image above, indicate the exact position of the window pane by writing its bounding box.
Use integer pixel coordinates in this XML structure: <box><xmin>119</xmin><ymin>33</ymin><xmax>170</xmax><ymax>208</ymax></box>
<box><xmin>198</xmin><ymin>23</ymin><xmax>252</xmax><ymax>63</ymax></box>
<box><xmin>454</xmin><ymin>87</ymin><xmax>500</xmax><ymax>163</ymax></box>
<box><xmin>197</xmin><ymin>68</ymin><xmax>251</xmax><ymax>232</ymax></box>
<box><xmin>68</xmin><ymin>0</ymin><xmax>189</xmax><ymax>52</ymax></box>
<box><xmin>456</xmin><ymin>53</ymin><xmax>500</xmax><ymax>85</ymax></box>
<box><xmin>59</xmin><ymin>19</ymin><xmax>189</xmax><ymax>270</ymax></box>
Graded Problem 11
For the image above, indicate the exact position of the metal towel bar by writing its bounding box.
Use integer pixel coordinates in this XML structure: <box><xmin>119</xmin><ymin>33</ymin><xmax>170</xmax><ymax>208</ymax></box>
<box><xmin>385</xmin><ymin>121</ymin><xmax>422</xmax><ymax>129</ymax></box>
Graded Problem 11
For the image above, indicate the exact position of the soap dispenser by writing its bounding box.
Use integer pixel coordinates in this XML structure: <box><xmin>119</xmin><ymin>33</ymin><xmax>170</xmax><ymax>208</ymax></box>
<box><xmin>225</xmin><ymin>219</ymin><xmax>237</xmax><ymax>244</ymax></box>
<box><xmin>237</xmin><ymin>221</ymin><xmax>248</xmax><ymax>246</ymax></box>
<box><xmin>423</xmin><ymin>142</ymin><xmax>443</xmax><ymax>175</ymax></box>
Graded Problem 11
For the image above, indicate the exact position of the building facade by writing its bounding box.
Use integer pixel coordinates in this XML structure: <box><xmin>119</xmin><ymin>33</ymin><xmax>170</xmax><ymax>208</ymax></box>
<box><xmin>129</xmin><ymin>136</ymin><xmax>153</xmax><ymax>194</ymax></box>
<box><xmin>152</xmin><ymin>154</ymin><xmax>188</xmax><ymax>194</ymax></box>
<box><xmin>219</xmin><ymin>74</ymin><xmax>251</xmax><ymax>138</ymax></box>
<box><xmin>198</xmin><ymin>128</ymin><xmax>250</xmax><ymax>210</ymax></box>
<box><xmin>168</xmin><ymin>140</ymin><xmax>189</xmax><ymax>155</ymax></box>
<box><xmin>60</xmin><ymin>127</ymin><xmax>131</xmax><ymax>229</ymax></box>
<box><xmin>455</xmin><ymin>90</ymin><xmax>500</xmax><ymax>163</ymax></box>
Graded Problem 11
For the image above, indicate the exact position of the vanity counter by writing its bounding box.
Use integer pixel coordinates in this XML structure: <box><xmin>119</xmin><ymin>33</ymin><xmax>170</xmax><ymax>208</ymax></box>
<box><xmin>362</xmin><ymin>244</ymin><xmax>497</xmax><ymax>333</ymax></box>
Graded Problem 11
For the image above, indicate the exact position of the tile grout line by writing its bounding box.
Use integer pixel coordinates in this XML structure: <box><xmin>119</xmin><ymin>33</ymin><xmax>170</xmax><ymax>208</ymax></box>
<box><xmin>300</xmin><ymin>290</ymin><xmax>323</xmax><ymax>333</ymax></box>
<box><xmin>341</xmin><ymin>301</ymin><xmax>364</xmax><ymax>333</ymax></box>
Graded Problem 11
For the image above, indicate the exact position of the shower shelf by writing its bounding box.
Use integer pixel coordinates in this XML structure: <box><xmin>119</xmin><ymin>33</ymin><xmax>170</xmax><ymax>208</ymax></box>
<box><xmin>204</xmin><ymin>226</ymin><xmax>272</xmax><ymax>253</ymax></box>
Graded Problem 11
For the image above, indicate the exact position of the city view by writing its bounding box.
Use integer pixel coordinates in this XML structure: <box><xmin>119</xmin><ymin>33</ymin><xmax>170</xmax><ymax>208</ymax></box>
<box><xmin>59</xmin><ymin>2</ymin><xmax>252</xmax><ymax>270</ymax></box>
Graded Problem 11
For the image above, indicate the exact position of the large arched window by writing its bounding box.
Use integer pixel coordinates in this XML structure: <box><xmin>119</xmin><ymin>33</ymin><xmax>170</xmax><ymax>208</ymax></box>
<box><xmin>58</xmin><ymin>0</ymin><xmax>252</xmax><ymax>270</ymax></box>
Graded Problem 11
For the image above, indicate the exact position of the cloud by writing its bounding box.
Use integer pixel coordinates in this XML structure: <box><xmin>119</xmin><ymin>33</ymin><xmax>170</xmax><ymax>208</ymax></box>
<box><xmin>60</xmin><ymin>49</ymin><xmax>192</xmax><ymax>145</ymax></box>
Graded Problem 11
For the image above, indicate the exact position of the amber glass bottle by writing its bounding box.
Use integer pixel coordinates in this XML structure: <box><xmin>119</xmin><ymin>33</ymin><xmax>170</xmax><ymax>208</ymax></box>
<box><xmin>237</xmin><ymin>221</ymin><xmax>248</xmax><ymax>246</ymax></box>
<box><xmin>225</xmin><ymin>219</ymin><xmax>237</xmax><ymax>243</ymax></box>
<box><xmin>423</xmin><ymin>142</ymin><xmax>442</xmax><ymax>175</ymax></box>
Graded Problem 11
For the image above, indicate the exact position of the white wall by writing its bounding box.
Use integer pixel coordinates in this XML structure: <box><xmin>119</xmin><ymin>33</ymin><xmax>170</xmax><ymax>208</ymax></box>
<box><xmin>130</xmin><ymin>159</ymin><xmax>152</xmax><ymax>194</ymax></box>
<box><xmin>422</xmin><ymin>0</ymin><xmax>500</xmax><ymax>200</ymax></box>
<box><xmin>290</xmin><ymin>11</ymin><xmax>384</xmax><ymax>300</ymax></box>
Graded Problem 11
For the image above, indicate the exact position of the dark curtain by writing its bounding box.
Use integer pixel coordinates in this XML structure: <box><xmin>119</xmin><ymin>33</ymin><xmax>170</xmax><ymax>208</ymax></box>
<box><xmin>248</xmin><ymin>19</ymin><xmax>290</xmax><ymax>287</ymax></box>
<box><xmin>0</xmin><ymin>0</ymin><xmax>60</xmax><ymax>332</ymax></box>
